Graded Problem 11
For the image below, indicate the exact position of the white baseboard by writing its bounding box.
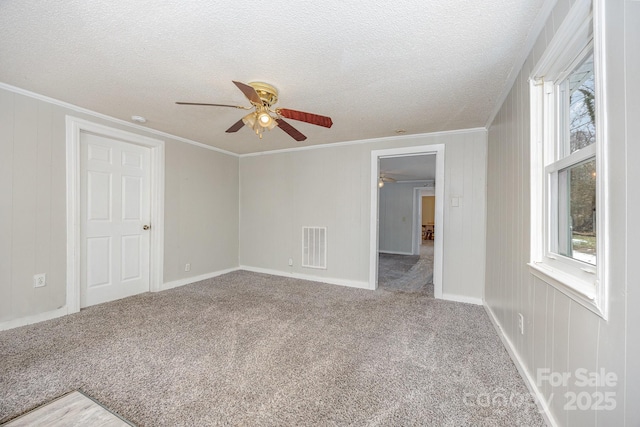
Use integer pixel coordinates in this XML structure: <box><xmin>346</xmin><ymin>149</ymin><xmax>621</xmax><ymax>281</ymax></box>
<box><xmin>378</xmin><ymin>250</ymin><xmax>414</xmax><ymax>256</ymax></box>
<box><xmin>483</xmin><ymin>304</ymin><xmax>557</xmax><ymax>427</ymax></box>
<box><xmin>239</xmin><ymin>265</ymin><xmax>372</xmax><ymax>290</ymax></box>
<box><xmin>441</xmin><ymin>293</ymin><xmax>483</xmax><ymax>305</ymax></box>
<box><xmin>0</xmin><ymin>306</ymin><xmax>69</xmax><ymax>331</ymax></box>
<box><xmin>161</xmin><ymin>267</ymin><xmax>240</xmax><ymax>291</ymax></box>
<box><xmin>0</xmin><ymin>268</ymin><xmax>239</xmax><ymax>331</ymax></box>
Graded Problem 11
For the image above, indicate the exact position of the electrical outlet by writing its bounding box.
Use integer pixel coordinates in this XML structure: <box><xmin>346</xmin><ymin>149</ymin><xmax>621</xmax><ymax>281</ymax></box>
<box><xmin>288</xmin><ymin>258</ymin><xmax>293</xmax><ymax>266</ymax></box>
<box><xmin>518</xmin><ymin>313</ymin><xmax>524</xmax><ymax>335</ymax></box>
<box><xmin>185</xmin><ymin>263</ymin><xmax>191</xmax><ymax>272</ymax></box>
<box><xmin>33</xmin><ymin>273</ymin><xmax>46</xmax><ymax>288</ymax></box>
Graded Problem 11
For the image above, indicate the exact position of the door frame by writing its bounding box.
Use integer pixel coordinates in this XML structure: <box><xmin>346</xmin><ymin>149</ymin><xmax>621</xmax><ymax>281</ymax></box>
<box><xmin>369</xmin><ymin>144</ymin><xmax>444</xmax><ymax>298</ymax></box>
<box><xmin>412</xmin><ymin>187</ymin><xmax>435</xmax><ymax>255</ymax></box>
<box><xmin>66</xmin><ymin>116</ymin><xmax>165</xmax><ymax>313</ymax></box>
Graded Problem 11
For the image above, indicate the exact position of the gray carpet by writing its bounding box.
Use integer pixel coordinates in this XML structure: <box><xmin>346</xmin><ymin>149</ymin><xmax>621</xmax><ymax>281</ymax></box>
<box><xmin>0</xmin><ymin>271</ymin><xmax>544</xmax><ymax>426</ymax></box>
<box><xmin>377</xmin><ymin>253</ymin><xmax>420</xmax><ymax>284</ymax></box>
<box><xmin>379</xmin><ymin>242</ymin><xmax>434</xmax><ymax>295</ymax></box>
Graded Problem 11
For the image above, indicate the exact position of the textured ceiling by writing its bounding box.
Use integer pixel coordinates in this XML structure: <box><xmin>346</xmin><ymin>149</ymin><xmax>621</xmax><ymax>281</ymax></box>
<box><xmin>0</xmin><ymin>0</ymin><xmax>546</xmax><ymax>155</ymax></box>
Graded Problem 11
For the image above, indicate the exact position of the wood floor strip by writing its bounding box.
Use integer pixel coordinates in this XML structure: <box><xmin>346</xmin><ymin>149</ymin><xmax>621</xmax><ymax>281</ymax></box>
<box><xmin>4</xmin><ymin>391</ymin><xmax>133</xmax><ymax>427</ymax></box>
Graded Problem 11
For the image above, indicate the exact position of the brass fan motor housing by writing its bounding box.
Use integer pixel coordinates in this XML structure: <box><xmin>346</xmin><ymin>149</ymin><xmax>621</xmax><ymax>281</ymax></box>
<box><xmin>248</xmin><ymin>82</ymin><xmax>279</xmax><ymax>107</ymax></box>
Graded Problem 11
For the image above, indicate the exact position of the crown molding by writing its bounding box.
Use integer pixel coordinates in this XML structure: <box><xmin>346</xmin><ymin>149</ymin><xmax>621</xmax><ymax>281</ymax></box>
<box><xmin>1</xmin><ymin>82</ymin><xmax>488</xmax><ymax>159</ymax></box>
<box><xmin>239</xmin><ymin>127</ymin><xmax>487</xmax><ymax>158</ymax></box>
<box><xmin>0</xmin><ymin>82</ymin><xmax>239</xmax><ymax>157</ymax></box>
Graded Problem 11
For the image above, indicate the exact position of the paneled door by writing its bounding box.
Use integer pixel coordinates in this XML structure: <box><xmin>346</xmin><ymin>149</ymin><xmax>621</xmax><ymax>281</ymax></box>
<box><xmin>80</xmin><ymin>132</ymin><xmax>151</xmax><ymax>307</ymax></box>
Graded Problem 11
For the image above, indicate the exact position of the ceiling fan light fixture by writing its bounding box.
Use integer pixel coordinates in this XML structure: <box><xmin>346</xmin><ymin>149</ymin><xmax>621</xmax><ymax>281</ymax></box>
<box><xmin>379</xmin><ymin>174</ymin><xmax>396</xmax><ymax>187</ymax></box>
<box><xmin>257</xmin><ymin>111</ymin><xmax>274</xmax><ymax>128</ymax></box>
<box><xmin>266</xmin><ymin>118</ymin><xmax>277</xmax><ymax>131</ymax></box>
<box><xmin>242</xmin><ymin>112</ymin><xmax>257</xmax><ymax>128</ymax></box>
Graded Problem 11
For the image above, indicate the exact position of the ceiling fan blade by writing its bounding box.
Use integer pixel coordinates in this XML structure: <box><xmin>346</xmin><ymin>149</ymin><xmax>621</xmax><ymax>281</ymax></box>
<box><xmin>277</xmin><ymin>108</ymin><xmax>333</xmax><ymax>128</ymax></box>
<box><xmin>176</xmin><ymin>102</ymin><xmax>249</xmax><ymax>109</ymax></box>
<box><xmin>232</xmin><ymin>81</ymin><xmax>263</xmax><ymax>105</ymax></box>
<box><xmin>276</xmin><ymin>118</ymin><xmax>307</xmax><ymax>141</ymax></box>
<box><xmin>225</xmin><ymin>119</ymin><xmax>245</xmax><ymax>133</ymax></box>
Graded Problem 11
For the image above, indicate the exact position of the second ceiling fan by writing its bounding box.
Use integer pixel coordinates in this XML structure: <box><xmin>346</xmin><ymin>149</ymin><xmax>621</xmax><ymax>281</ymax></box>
<box><xmin>176</xmin><ymin>81</ymin><xmax>333</xmax><ymax>141</ymax></box>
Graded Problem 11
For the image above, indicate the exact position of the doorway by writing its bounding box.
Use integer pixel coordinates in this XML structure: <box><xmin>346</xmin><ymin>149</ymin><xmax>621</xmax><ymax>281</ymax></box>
<box><xmin>370</xmin><ymin>145</ymin><xmax>444</xmax><ymax>298</ymax></box>
<box><xmin>66</xmin><ymin>117</ymin><xmax>165</xmax><ymax>313</ymax></box>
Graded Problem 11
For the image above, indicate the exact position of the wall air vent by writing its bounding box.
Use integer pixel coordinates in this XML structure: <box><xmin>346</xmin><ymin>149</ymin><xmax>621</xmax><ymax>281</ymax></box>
<box><xmin>302</xmin><ymin>227</ymin><xmax>327</xmax><ymax>269</ymax></box>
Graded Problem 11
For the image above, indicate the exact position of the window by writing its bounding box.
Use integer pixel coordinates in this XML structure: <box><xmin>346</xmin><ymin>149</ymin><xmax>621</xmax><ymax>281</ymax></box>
<box><xmin>548</xmin><ymin>50</ymin><xmax>597</xmax><ymax>266</ymax></box>
<box><xmin>530</xmin><ymin>0</ymin><xmax>607</xmax><ymax>318</ymax></box>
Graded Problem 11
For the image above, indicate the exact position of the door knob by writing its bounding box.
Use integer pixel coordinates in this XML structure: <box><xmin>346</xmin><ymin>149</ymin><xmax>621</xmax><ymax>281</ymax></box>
<box><xmin>143</xmin><ymin>224</ymin><xmax>150</xmax><ymax>230</ymax></box>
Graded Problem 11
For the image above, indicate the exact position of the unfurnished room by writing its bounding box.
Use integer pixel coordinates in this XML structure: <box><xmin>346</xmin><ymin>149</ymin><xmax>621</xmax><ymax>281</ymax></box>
<box><xmin>0</xmin><ymin>1</ymin><xmax>638</xmax><ymax>426</ymax></box>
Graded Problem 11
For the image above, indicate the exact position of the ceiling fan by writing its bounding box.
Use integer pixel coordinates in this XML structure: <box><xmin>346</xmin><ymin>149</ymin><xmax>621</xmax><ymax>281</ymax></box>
<box><xmin>378</xmin><ymin>174</ymin><xmax>397</xmax><ymax>188</ymax></box>
<box><xmin>176</xmin><ymin>81</ymin><xmax>333</xmax><ymax>141</ymax></box>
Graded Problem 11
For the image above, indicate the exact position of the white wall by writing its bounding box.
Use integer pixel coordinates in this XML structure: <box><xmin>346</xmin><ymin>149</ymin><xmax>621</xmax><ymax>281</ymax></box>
<box><xmin>0</xmin><ymin>85</ymin><xmax>487</xmax><ymax>322</ymax></box>
<box><xmin>239</xmin><ymin>145</ymin><xmax>370</xmax><ymax>286</ymax></box>
<box><xmin>239</xmin><ymin>129</ymin><xmax>487</xmax><ymax>300</ymax></box>
<box><xmin>379</xmin><ymin>182</ymin><xmax>427</xmax><ymax>255</ymax></box>
<box><xmin>484</xmin><ymin>0</ymin><xmax>638</xmax><ymax>425</ymax></box>
<box><xmin>0</xmin><ymin>86</ymin><xmax>239</xmax><ymax>324</ymax></box>
<box><xmin>163</xmin><ymin>141</ymin><xmax>239</xmax><ymax>284</ymax></box>
<box><xmin>625</xmin><ymin>3</ymin><xmax>640</xmax><ymax>424</ymax></box>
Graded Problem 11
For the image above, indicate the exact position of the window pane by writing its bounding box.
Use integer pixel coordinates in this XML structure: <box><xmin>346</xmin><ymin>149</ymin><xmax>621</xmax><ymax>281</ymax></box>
<box><xmin>567</xmin><ymin>53</ymin><xmax>596</xmax><ymax>154</ymax></box>
<box><xmin>558</xmin><ymin>158</ymin><xmax>596</xmax><ymax>265</ymax></box>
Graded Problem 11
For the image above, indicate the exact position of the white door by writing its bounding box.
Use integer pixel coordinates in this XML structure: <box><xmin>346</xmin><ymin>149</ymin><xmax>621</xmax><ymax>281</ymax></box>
<box><xmin>80</xmin><ymin>132</ymin><xmax>151</xmax><ymax>307</ymax></box>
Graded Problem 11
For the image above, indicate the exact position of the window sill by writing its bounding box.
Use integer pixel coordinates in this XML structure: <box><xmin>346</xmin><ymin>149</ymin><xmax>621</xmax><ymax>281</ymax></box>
<box><xmin>528</xmin><ymin>262</ymin><xmax>605</xmax><ymax>318</ymax></box>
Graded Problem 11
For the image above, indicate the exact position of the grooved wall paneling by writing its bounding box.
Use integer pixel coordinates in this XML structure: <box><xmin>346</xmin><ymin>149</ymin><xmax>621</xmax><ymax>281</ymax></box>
<box><xmin>485</xmin><ymin>0</ymin><xmax>637</xmax><ymax>424</ymax></box>
<box><xmin>0</xmin><ymin>87</ymin><xmax>239</xmax><ymax>323</ymax></box>
<box><xmin>240</xmin><ymin>130</ymin><xmax>487</xmax><ymax>300</ymax></box>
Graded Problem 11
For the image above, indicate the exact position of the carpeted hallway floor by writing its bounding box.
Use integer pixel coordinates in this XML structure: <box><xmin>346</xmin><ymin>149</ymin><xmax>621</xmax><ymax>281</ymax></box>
<box><xmin>379</xmin><ymin>241</ymin><xmax>434</xmax><ymax>294</ymax></box>
<box><xmin>0</xmin><ymin>271</ymin><xmax>545</xmax><ymax>426</ymax></box>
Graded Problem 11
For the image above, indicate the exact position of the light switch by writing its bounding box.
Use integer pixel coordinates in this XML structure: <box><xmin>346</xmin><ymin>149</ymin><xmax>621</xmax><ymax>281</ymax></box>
<box><xmin>451</xmin><ymin>197</ymin><xmax>459</xmax><ymax>207</ymax></box>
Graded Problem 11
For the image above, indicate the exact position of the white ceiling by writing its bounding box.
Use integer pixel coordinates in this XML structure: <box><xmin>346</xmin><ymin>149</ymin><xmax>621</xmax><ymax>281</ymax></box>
<box><xmin>380</xmin><ymin>155</ymin><xmax>436</xmax><ymax>182</ymax></box>
<box><xmin>0</xmin><ymin>0</ymin><xmax>547</xmax><ymax>155</ymax></box>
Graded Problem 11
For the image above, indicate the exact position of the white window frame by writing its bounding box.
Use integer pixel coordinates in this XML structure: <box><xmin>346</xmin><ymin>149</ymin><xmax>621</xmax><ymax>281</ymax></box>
<box><xmin>529</xmin><ymin>0</ymin><xmax>608</xmax><ymax>319</ymax></box>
